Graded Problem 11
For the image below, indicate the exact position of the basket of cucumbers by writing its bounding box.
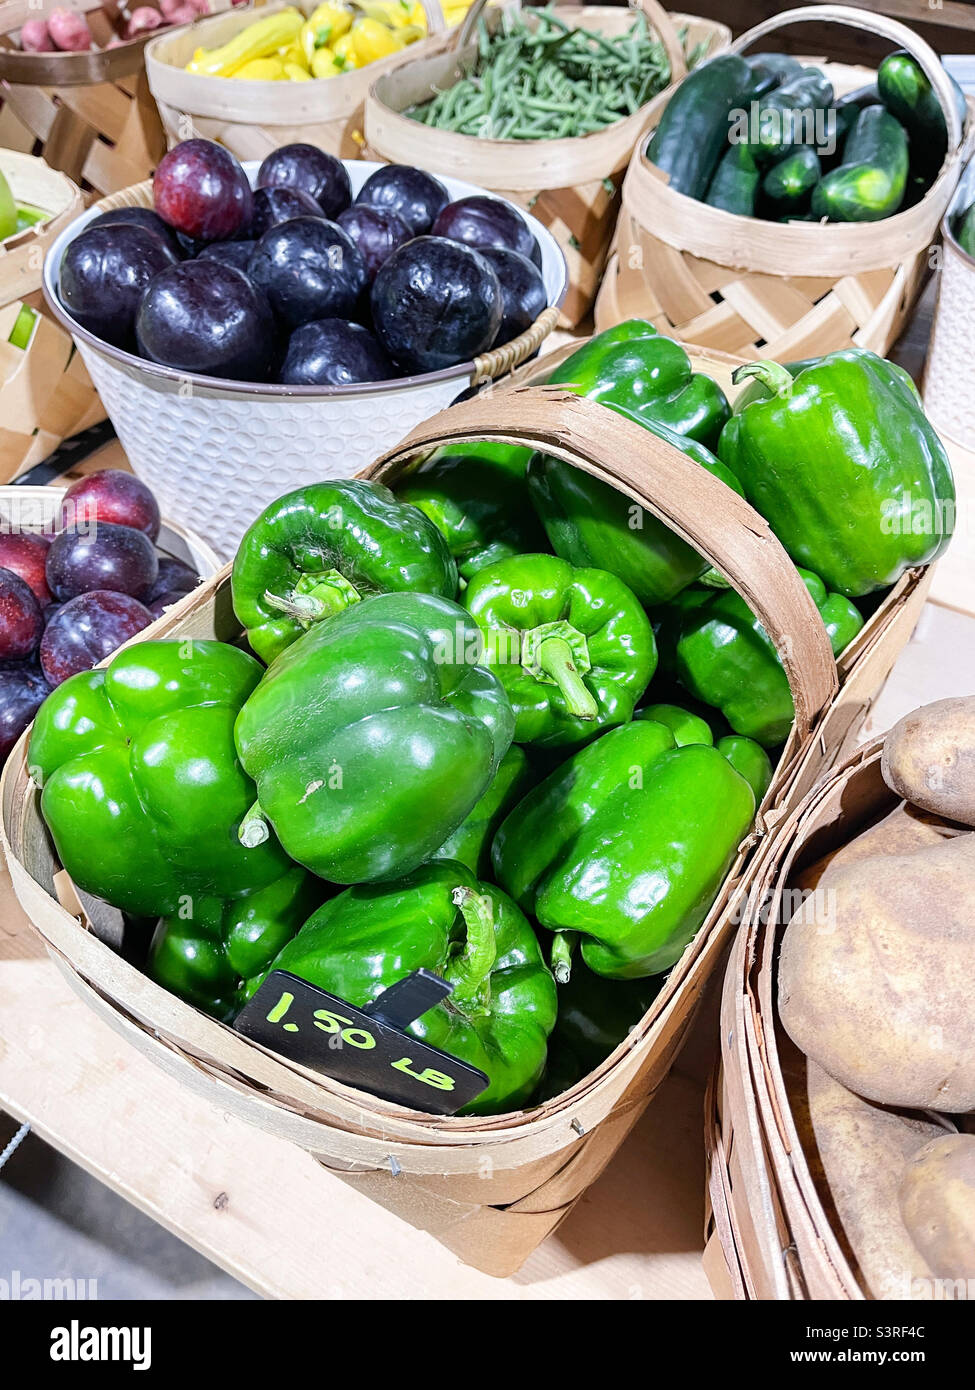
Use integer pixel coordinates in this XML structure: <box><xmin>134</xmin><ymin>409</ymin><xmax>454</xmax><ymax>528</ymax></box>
<box><xmin>596</xmin><ymin>4</ymin><xmax>974</xmax><ymax>363</ymax></box>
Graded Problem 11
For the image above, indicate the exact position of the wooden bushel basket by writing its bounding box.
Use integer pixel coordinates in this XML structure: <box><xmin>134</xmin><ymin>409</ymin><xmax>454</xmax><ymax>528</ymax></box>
<box><xmin>146</xmin><ymin>0</ymin><xmax>452</xmax><ymax>162</ymax></box>
<box><xmin>596</xmin><ymin>5</ymin><xmax>975</xmax><ymax>361</ymax></box>
<box><xmin>0</xmin><ymin>0</ymin><xmax>173</xmax><ymax>196</ymax></box>
<box><xmin>364</xmin><ymin>0</ymin><xmax>730</xmax><ymax>327</ymax></box>
<box><xmin>0</xmin><ymin>148</ymin><xmax>103</xmax><ymax>477</ymax></box>
<box><xmin>702</xmin><ymin>737</ymin><xmax>932</xmax><ymax>1300</ymax></box>
<box><xmin>3</xmin><ymin>388</ymin><xmax>854</xmax><ymax>1279</ymax></box>
<box><xmin>507</xmin><ymin>334</ymin><xmax>937</xmax><ymax>801</ymax></box>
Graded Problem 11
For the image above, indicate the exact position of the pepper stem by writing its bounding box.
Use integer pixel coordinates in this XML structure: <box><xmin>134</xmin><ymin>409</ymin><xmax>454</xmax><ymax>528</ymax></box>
<box><xmin>238</xmin><ymin>800</ymin><xmax>270</xmax><ymax>848</ymax></box>
<box><xmin>551</xmin><ymin>931</ymin><xmax>577</xmax><ymax>985</ymax></box>
<box><xmin>536</xmin><ymin>637</ymin><xmax>598</xmax><ymax>720</ymax></box>
<box><xmin>731</xmin><ymin>361</ymin><xmax>794</xmax><ymax>399</ymax></box>
<box><xmin>263</xmin><ymin>570</ymin><xmax>362</xmax><ymax>626</ymax></box>
<box><xmin>446</xmin><ymin>886</ymin><xmax>498</xmax><ymax>1010</ymax></box>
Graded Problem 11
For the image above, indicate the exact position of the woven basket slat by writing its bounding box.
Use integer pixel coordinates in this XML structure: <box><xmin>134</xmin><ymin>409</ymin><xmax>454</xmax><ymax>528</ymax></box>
<box><xmin>596</xmin><ymin>5</ymin><xmax>975</xmax><ymax>358</ymax></box>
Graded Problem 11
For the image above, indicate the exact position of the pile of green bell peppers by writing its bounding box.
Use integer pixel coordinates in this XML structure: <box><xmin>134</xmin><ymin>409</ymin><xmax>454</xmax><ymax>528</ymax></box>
<box><xmin>28</xmin><ymin>317</ymin><xmax>954</xmax><ymax>1116</ymax></box>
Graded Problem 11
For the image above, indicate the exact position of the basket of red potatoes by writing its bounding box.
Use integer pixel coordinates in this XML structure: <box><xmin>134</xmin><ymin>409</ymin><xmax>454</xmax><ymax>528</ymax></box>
<box><xmin>0</xmin><ymin>470</ymin><xmax>219</xmax><ymax>761</ymax></box>
<box><xmin>1</xmin><ymin>1</ymin><xmax>215</xmax><ymax>80</ymax></box>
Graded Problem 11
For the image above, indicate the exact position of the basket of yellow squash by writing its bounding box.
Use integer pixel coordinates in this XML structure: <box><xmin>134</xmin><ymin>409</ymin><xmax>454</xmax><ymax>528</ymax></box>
<box><xmin>145</xmin><ymin>0</ymin><xmax>473</xmax><ymax>160</ymax></box>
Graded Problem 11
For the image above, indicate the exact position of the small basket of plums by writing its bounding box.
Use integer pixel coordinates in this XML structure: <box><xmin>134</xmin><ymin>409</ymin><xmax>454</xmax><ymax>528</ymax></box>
<box><xmin>43</xmin><ymin>138</ymin><xmax>566</xmax><ymax>555</ymax></box>
<box><xmin>0</xmin><ymin>469</ymin><xmax>220</xmax><ymax>764</ymax></box>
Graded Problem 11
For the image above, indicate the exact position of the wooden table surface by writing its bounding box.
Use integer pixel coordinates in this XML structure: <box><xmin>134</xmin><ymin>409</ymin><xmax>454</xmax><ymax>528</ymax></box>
<box><xmin>1</xmin><ymin>288</ymin><xmax>973</xmax><ymax>1300</ymax></box>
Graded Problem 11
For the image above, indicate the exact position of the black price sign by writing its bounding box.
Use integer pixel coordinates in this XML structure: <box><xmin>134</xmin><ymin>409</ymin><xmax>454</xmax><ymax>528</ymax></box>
<box><xmin>234</xmin><ymin>969</ymin><xmax>489</xmax><ymax>1115</ymax></box>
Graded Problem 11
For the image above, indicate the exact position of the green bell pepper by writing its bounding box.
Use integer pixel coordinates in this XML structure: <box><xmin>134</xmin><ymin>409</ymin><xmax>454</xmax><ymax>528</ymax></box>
<box><xmin>235</xmin><ymin>591</ymin><xmax>514</xmax><ymax>884</ymax></box>
<box><xmin>547</xmin><ymin>320</ymin><xmax>731</xmax><ymax>449</ymax></box>
<box><xmin>431</xmin><ymin>745</ymin><xmax>534</xmax><ymax>876</ymax></box>
<box><xmin>397</xmin><ymin>441</ymin><xmax>548</xmax><ymax>583</ymax></box>
<box><xmin>492</xmin><ymin>719</ymin><xmax>756</xmax><ymax>978</ymax></box>
<box><xmin>716</xmin><ymin>734</ymin><xmax>774</xmax><ymax>803</ymax></box>
<box><xmin>148</xmin><ymin>865</ymin><xmax>325</xmax><ymax>1021</ymax></box>
<box><xmin>635</xmin><ymin>701</ymin><xmax>713</xmax><ymax>747</ymax></box>
<box><xmin>232</xmin><ymin>480</ymin><xmax>458</xmax><ymax>663</ymax></box>
<box><xmin>533</xmin><ymin>962</ymin><xmax>662</xmax><ymax>1101</ymax></box>
<box><xmin>664</xmin><ymin>568</ymin><xmax>864</xmax><ymax>747</ymax></box>
<box><xmin>463</xmin><ymin>552</ymin><xmax>656</xmax><ymax>748</ymax></box>
<box><xmin>267</xmin><ymin>860</ymin><xmax>558</xmax><ymax>1114</ymax></box>
<box><xmin>28</xmin><ymin>641</ymin><xmax>293</xmax><ymax>919</ymax></box>
<box><xmin>718</xmin><ymin>352</ymin><xmax>956</xmax><ymax>597</ymax></box>
<box><xmin>527</xmin><ymin>409</ymin><xmax>745</xmax><ymax>608</ymax></box>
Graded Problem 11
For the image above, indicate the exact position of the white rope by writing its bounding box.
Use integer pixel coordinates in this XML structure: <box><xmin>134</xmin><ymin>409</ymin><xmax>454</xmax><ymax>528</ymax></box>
<box><xmin>0</xmin><ymin>1122</ymin><xmax>30</xmax><ymax>1173</ymax></box>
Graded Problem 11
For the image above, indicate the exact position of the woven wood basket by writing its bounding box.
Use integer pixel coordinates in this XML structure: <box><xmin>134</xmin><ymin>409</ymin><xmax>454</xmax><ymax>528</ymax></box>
<box><xmin>507</xmin><ymin>333</ymin><xmax>936</xmax><ymax>803</ymax></box>
<box><xmin>0</xmin><ymin>0</ymin><xmax>175</xmax><ymax>196</ymax></box>
<box><xmin>702</xmin><ymin>736</ymin><xmax>965</xmax><ymax>1300</ymax></box>
<box><xmin>146</xmin><ymin>0</ymin><xmax>453</xmax><ymax>162</ymax></box>
<box><xmin>363</xmin><ymin>0</ymin><xmax>730</xmax><ymax>327</ymax></box>
<box><xmin>595</xmin><ymin>5</ymin><xmax>975</xmax><ymax>361</ymax></box>
<box><xmin>2</xmin><ymin>387</ymin><xmax>854</xmax><ymax>1278</ymax></box>
<box><xmin>0</xmin><ymin>148</ymin><xmax>103</xmax><ymax>477</ymax></box>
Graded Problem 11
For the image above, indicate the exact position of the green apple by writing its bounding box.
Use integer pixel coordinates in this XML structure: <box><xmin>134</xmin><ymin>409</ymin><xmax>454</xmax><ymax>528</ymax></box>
<box><xmin>0</xmin><ymin>169</ymin><xmax>17</xmax><ymax>241</ymax></box>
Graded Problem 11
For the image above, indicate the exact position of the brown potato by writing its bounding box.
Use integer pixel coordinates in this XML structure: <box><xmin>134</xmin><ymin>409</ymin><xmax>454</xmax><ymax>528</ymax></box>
<box><xmin>899</xmin><ymin>1134</ymin><xmax>975</xmax><ymax>1283</ymax></box>
<box><xmin>796</xmin><ymin>801</ymin><xmax>965</xmax><ymax>893</ymax></box>
<box><xmin>807</xmin><ymin>1061</ymin><xmax>947</xmax><ymax>1300</ymax></box>
<box><xmin>779</xmin><ymin>834</ymin><xmax>975</xmax><ymax>1110</ymax></box>
<box><xmin>882</xmin><ymin>696</ymin><xmax>975</xmax><ymax>827</ymax></box>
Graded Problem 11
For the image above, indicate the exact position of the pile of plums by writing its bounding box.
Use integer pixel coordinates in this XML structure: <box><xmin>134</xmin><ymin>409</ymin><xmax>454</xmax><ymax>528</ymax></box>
<box><xmin>0</xmin><ymin>470</ymin><xmax>201</xmax><ymax>760</ymax></box>
<box><xmin>58</xmin><ymin>139</ymin><xmax>550</xmax><ymax>387</ymax></box>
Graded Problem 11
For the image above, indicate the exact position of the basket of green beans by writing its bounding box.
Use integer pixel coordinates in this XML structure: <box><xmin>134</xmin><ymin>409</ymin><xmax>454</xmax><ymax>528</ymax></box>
<box><xmin>364</xmin><ymin>0</ymin><xmax>730</xmax><ymax>325</ymax></box>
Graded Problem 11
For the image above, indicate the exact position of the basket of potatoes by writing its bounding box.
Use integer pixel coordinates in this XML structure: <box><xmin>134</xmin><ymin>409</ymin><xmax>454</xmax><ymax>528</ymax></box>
<box><xmin>705</xmin><ymin>696</ymin><xmax>975</xmax><ymax>1300</ymax></box>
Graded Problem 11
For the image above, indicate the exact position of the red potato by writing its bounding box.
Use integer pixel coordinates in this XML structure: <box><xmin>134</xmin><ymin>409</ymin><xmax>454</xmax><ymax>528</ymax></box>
<box><xmin>125</xmin><ymin>6</ymin><xmax>164</xmax><ymax>37</ymax></box>
<box><xmin>47</xmin><ymin>8</ymin><xmax>93</xmax><ymax>51</ymax></box>
<box><xmin>20</xmin><ymin>19</ymin><xmax>54</xmax><ymax>51</ymax></box>
<box><xmin>163</xmin><ymin>4</ymin><xmax>201</xmax><ymax>22</ymax></box>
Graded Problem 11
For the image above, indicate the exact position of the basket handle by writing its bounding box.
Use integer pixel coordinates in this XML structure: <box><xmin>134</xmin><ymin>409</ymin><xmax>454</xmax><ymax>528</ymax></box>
<box><xmin>374</xmin><ymin>386</ymin><xmax>839</xmax><ymax>739</ymax></box>
<box><xmin>418</xmin><ymin>0</ymin><xmax>447</xmax><ymax>36</ymax></box>
<box><xmin>729</xmin><ymin>4</ymin><xmax>963</xmax><ymax>151</ymax></box>
<box><xmin>455</xmin><ymin>0</ymin><xmax>686</xmax><ymax>81</ymax></box>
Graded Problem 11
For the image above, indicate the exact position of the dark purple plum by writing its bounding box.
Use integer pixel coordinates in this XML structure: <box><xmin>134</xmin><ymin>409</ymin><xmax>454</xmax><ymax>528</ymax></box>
<box><xmin>479</xmin><ymin>247</ymin><xmax>547</xmax><ymax>346</ymax></box>
<box><xmin>371</xmin><ymin>237</ymin><xmax>502</xmax><ymax>373</ymax></box>
<box><xmin>136</xmin><ymin>261</ymin><xmax>275</xmax><ymax>381</ymax></box>
<box><xmin>0</xmin><ymin>569</ymin><xmax>44</xmax><ymax>661</ymax></box>
<box><xmin>140</xmin><ymin>556</ymin><xmax>200</xmax><ymax>605</ymax></box>
<box><xmin>146</xmin><ymin>590</ymin><xmax>191</xmax><ymax>619</ymax></box>
<box><xmin>59</xmin><ymin>225</ymin><xmax>178</xmax><ymax>348</ymax></box>
<box><xmin>279</xmin><ymin>318</ymin><xmax>395</xmax><ymax>386</ymax></box>
<box><xmin>247</xmin><ymin>218</ymin><xmax>365</xmax><ymax>331</ymax></box>
<box><xmin>40</xmin><ymin>591</ymin><xmax>153</xmax><ymax>687</ymax></box>
<box><xmin>84</xmin><ymin>206</ymin><xmax>184</xmax><ymax>258</ymax></box>
<box><xmin>197</xmin><ymin>240</ymin><xmax>258</xmax><ymax>272</ymax></box>
<box><xmin>58</xmin><ymin>470</ymin><xmax>161</xmax><ymax>542</ymax></box>
<box><xmin>336</xmin><ymin>204</ymin><xmax>412</xmax><ymax>283</ymax></box>
<box><xmin>153</xmin><ymin>139</ymin><xmax>253</xmax><ymax>242</ymax></box>
<box><xmin>257</xmin><ymin>144</ymin><xmax>351</xmax><ymax>220</ymax></box>
<box><xmin>432</xmin><ymin>195</ymin><xmax>541</xmax><ymax>267</ymax></box>
<box><xmin>46</xmin><ymin>522</ymin><xmax>158</xmax><ymax>602</ymax></box>
<box><xmin>249</xmin><ymin>185</ymin><xmax>324</xmax><ymax>239</ymax></box>
<box><xmin>0</xmin><ymin>533</ymin><xmax>52</xmax><ymax>606</ymax></box>
<box><xmin>0</xmin><ymin>668</ymin><xmax>50</xmax><ymax>761</ymax></box>
<box><xmin>355</xmin><ymin>165</ymin><xmax>448</xmax><ymax>237</ymax></box>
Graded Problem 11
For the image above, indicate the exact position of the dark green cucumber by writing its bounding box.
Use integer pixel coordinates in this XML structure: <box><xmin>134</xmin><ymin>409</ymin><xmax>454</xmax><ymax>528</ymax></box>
<box><xmin>647</xmin><ymin>53</ymin><xmax>762</xmax><ymax>200</ymax></box>
<box><xmin>762</xmin><ymin>145</ymin><xmax>821</xmax><ymax>215</ymax></box>
<box><xmin>744</xmin><ymin>67</ymin><xmax>835</xmax><ymax>163</ymax></box>
<box><xmin>705</xmin><ymin>141</ymin><xmax>761</xmax><ymax>215</ymax></box>
<box><xmin>877</xmin><ymin>50</ymin><xmax>966</xmax><ymax>176</ymax></box>
<box><xmin>746</xmin><ymin>51</ymin><xmax>805</xmax><ymax>96</ymax></box>
<box><xmin>811</xmin><ymin>104</ymin><xmax>908</xmax><ymax>222</ymax></box>
<box><xmin>957</xmin><ymin>200</ymin><xmax>975</xmax><ymax>257</ymax></box>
